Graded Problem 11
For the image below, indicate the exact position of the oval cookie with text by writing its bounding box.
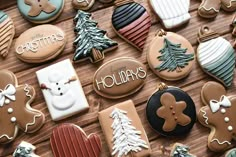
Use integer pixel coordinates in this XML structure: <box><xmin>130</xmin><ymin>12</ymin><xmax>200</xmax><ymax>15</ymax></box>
<box><xmin>15</xmin><ymin>25</ymin><xmax>66</xmax><ymax>63</ymax></box>
<box><xmin>93</xmin><ymin>57</ymin><xmax>147</xmax><ymax>99</ymax></box>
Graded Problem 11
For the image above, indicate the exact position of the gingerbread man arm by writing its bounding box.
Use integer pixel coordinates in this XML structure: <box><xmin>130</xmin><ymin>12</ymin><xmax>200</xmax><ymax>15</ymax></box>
<box><xmin>176</xmin><ymin>102</ymin><xmax>191</xmax><ymax>126</ymax></box>
<box><xmin>198</xmin><ymin>0</ymin><xmax>221</xmax><ymax>18</ymax></box>
<box><xmin>43</xmin><ymin>3</ymin><xmax>57</xmax><ymax>13</ymax></box>
<box><xmin>0</xmin><ymin>119</ymin><xmax>17</xmax><ymax>144</ymax></box>
<box><xmin>198</xmin><ymin>106</ymin><xmax>215</xmax><ymax>126</ymax></box>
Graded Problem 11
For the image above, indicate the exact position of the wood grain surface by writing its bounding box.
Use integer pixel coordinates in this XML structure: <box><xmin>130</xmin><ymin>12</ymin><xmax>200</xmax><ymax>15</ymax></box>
<box><xmin>0</xmin><ymin>0</ymin><xmax>235</xmax><ymax>156</ymax></box>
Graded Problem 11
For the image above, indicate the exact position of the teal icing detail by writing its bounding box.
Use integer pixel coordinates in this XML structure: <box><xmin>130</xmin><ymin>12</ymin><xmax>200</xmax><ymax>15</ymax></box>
<box><xmin>204</xmin><ymin>48</ymin><xmax>235</xmax><ymax>87</ymax></box>
<box><xmin>17</xmin><ymin>0</ymin><xmax>64</xmax><ymax>22</ymax></box>
<box><xmin>226</xmin><ymin>149</ymin><xmax>236</xmax><ymax>157</ymax></box>
<box><xmin>0</xmin><ymin>11</ymin><xmax>8</xmax><ymax>23</ymax></box>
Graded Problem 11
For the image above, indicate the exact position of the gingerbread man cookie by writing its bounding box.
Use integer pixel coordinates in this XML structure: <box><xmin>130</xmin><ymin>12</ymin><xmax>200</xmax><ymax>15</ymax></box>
<box><xmin>198</xmin><ymin>81</ymin><xmax>236</xmax><ymax>152</ymax></box>
<box><xmin>0</xmin><ymin>70</ymin><xmax>45</xmax><ymax>144</ymax></box>
<box><xmin>198</xmin><ymin>0</ymin><xmax>236</xmax><ymax>18</ymax></box>
<box><xmin>157</xmin><ymin>93</ymin><xmax>191</xmax><ymax>132</ymax></box>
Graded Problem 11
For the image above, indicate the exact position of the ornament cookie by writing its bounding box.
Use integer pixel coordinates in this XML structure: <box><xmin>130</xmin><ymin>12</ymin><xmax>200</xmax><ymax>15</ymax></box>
<box><xmin>198</xmin><ymin>0</ymin><xmax>236</xmax><ymax>18</ymax></box>
<box><xmin>149</xmin><ymin>0</ymin><xmax>191</xmax><ymax>29</ymax></box>
<box><xmin>13</xmin><ymin>141</ymin><xmax>39</xmax><ymax>157</ymax></box>
<box><xmin>36</xmin><ymin>59</ymin><xmax>89</xmax><ymax>121</ymax></box>
<box><xmin>197</xmin><ymin>26</ymin><xmax>235</xmax><ymax>87</ymax></box>
<box><xmin>50</xmin><ymin>124</ymin><xmax>102</xmax><ymax>157</ymax></box>
<box><xmin>147</xmin><ymin>30</ymin><xmax>195</xmax><ymax>81</ymax></box>
<box><xmin>198</xmin><ymin>81</ymin><xmax>236</xmax><ymax>152</ymax></box>
<box><xmin>93</xmin><ymin>57</ymin><xmax>147</xmax><ymax>99</ymax></box>
<box><xmin>111</xmin><ymin>0</ymin><xmax>151</xmax><ymax>51</ymax></box>
<box><xmin>72</xmin><ymin>0</ymin><xmax>95</xmax><ymax>10</ymax></box>
<box><xmin>0</xmin><ymin>70</ymin><xmax>45</xmax><ymax>144</ymax></box>
<box><xmin>98</xmin><ymin>100</ymin><xmax>151</xmax><ymax>157</ymax></box>
<box><xmin>15</xmin><ymin>25</ymin><xmax>66</xmax><ymax>63</ymax></box>
<box><xmin>73</xmin><ymin>10</ymin><xmax>118</xmax><ymax>63</ymax></box>
<box><xmin>0</xmin><ymin>11</ymin><xmax>15</xmax><ymax>58</ymax></box>
<box><xmin>225</xmin><ymin>148</ymin><xmax>236</xmax><ymax>157</ymax></box>
<box><xmin>146</xmin><ymin>83</ymin><xmax>196</xmax><ymax>136</ymax></box>
<box><xmin>170</xmin><ymin>143</ymin><xmax>196</xmax><ymax>157</ymax></box>
<box><xmin>17</xmin><ymin>0</ymin><xmax>64</xmax><ymax>24</ymax></box>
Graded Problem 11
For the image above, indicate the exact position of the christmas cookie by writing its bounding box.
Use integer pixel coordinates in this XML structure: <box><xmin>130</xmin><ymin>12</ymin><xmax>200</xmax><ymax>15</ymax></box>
<box><xmin>98</xmin><ymin>100</ymin><xmax>151</xmax><ymax>157</ymax></box>
<box><xmin>0</xmin><ymin>11</ymin><xmax>15</xmax><ymax>58</ymax></box>
<box><xmin>72</xmin><ymin>0</ymin><xmax>95</xmax><ymax>10</ymax></box>
<box><xmin>149</xmin><ymin>0</ymin><xmax>191</xmax><ymax>29</ymax></box>
<box><xmin>111</xmin><ymin>0</ymin><xmax>151</xmax><ymax>51</ymax></box>
<box><xmin>0</xmin><ymin>70</ymin><xmax>45</xmax><ymax>144</ymax></box>
<box><xmin>36</xmin><ymin>59</ymin><xmax>89</xmax><ymax>121</ymax></box>
<box><xmin>50</xmin><ymin>123</ymin><xmax>102</xmax><ymax>157</ymax></box>
<box><xmin>17</xmin><ymin>0</ymin><xmax>64</xmax><ymax>24</ymax></box>
<box><xmin>198</xmin><ymin>81</ymin><xmax>236</xmax><ymax>152</ymax></box>
<box><xmin>73</xmin><ymin>10</ymin><xmax>118</xmax><ymax>63</ymax></box>
<box><xmin>93</xmin><ymin>57</ymin><xmax>147</xmax><ymax>99</ymax></box>
<box><xmin>147</xmin><ymin>29</ymin><xmax>195</xmax><ymax>81</ymax></box>
<box><xmin>13</xmin><ymin>141</ymin><xmax>39</xmax><ymax>157</ymax></box>
<box><xmin>197</xmin><ymin>26</ymin><xmax>235</xmax><ymax>87</ymax></box>
<box><xmin>170</xmin><ymin>143</ymin><xmax>196</xmax><ymax>157</ymax></box>
<box><xmin>15</xmin><ymin>25</ymin><xmax>66</xmax><ymax>63</ymax></box>
<box><xmin>225</xmin><ymin>148</ymin><xmax>236</xmax><ymax>157</ymax></box>
<box><xmin>198</xmin><ymin>0</ymin><xmax>236</xmax><ymax>18</ymax></box>
<box><xmin>146</xmin><ymin>83</ymin><xmax>196</xmax><ymax>136</ymax></box>
<box><xmin>232</xmin><ymin>15</ymin><xmax>236</xmax><ymax>48</ymax></box>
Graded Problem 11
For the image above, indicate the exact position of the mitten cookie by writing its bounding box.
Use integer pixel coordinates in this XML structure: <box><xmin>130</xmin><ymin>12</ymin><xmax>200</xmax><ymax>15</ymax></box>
<box><xmin>0</xmin><ymin>11</ymin><xmax>15</xmax><ymax>58</ymax></box>
<box><xmin>197</xmin><ymin>26</ymin><xmax>235</xmax><ymax>88</ymax></box>
<box><xmin>198</xmin><ymin>0</ymin><xmax>236</xmax><ymax>18</ymax></box>
<box><xmin>146</xmin><ymin>83</ymin><xmax>196</xmax><ymax>136</ymax></box>
<box><xmin>198</xmin><ymin>81</ymin><xmax>236</xmax><ymax>152</ymax></box>
<box><xmin>112</xmin><ymin>0</ymin><xmax>151</xmax><ymax>51</ymax></box>
<box><xmin>149</xmin><ymin>0</ymin><xmax>191</xmax><ymax>29</ymax></box>
<box><xmin>50</xmin><ymin>123</ymin><xmax>102</xmax><ymax>157</ymax></box>
<box><xmin>147</xmin><ymin>29</ymin><xmax>195</xmax><ymax>80</ymax></box>
<box><xmin>13</xmin><ymin>141</ymin><xmax>39</xmax><ymax>157</ymax></box>
<box><xmin>73</xmin><ymin>10</ymin><xmax>118</xmax><ymax>63</ymax></box>
<box><xmin>0</xmin><ymin>70</ymin><xmax>45</xmax><ymax>144</ymax></box>
<box><xmin>17</xmin><ymin>0</ymin><xmax>64</xmax><ymax>24</ymax></box>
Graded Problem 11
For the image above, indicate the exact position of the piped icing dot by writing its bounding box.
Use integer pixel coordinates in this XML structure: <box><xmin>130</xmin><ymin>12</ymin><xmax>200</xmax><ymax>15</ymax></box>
<box><xmin>228</xmin><ymin>126</ymin><xmax>233</xmax><ymax>131</ymax></box>
<box><xmin>11</xmin><ymin>117</ymin><xmax>16</xmax><ymax>123</ymax></box>
<box><xmin>225</xmin><ymin>117</ymin><xmax>229</xmax><ymax>122</ymax></box>
<box><xmin>5</xmin><ymin>99</ymin><xmax>10</xmax><ymax>104</ymax></box>
<box><xmin>8</xmin><ymin>108</ymin><xmax>13</xmax><ymax>114</ymax></box>
<box><xmin>221</xmin><ymin>108</ymin><xmax>226</xmax><ymax>113</ymax></box>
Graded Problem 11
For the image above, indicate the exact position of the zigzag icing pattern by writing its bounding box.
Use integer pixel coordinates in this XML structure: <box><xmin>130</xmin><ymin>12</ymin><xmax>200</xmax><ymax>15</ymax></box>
<box><xmin>0</xmin><ymin>134</ymin><xmax>13</xmax><ymax>140</ymax></box>
<box><xmin>24</xmin><ymin>113</ymin><xmax>42</xmax><ymax>132</ymax></box>
<box><xmin>24</xmin><ymin>84</ymin><xmax>32</xmax><ymax>98</ymax></box>
<box><xmin>211</xmin><ymin>138</ymin><xmax>231</xmax><ymax>145</ymax></box>
<box><xmin>200</xmin><ymin>108</ymin><xmax>209</xmax><ymax>125</ymax></box>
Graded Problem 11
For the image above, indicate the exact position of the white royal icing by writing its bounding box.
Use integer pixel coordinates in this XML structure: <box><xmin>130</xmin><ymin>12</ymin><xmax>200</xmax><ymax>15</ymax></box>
<box><xmin>24</xmin><ymin>84</ymin><xmax>32</xmax><ymax>98</ymax></box>
<box><xmin>150</xmin><ymin>0</ymin><xmax>190</xmax><ymax>29</ymax></box>
<box><xmin>200</xmin><ymin>108</ymin><xmax>209</xmax><ymax>125</ymax></box>
<box><xmin>0</xmin><ymin>84</ymin><xmax>16</xmax><ymax>107</ymax></box>
<box><xmin>209</xmin><ymin>95</ymin><xmax>231</xmax><ymax>113</ymax></box>
<box><xmin>0</xmin><ymin>134</ymin><xmax>13</xmax><ymax>140</ymax></box>
<box><xmin>110</xmin><ymin>108</ymin><xmax>148</xmax><ymax>157</ymax></box>
<box><xmin>211</xmin><ymin>138</ymin><xmax>231</xmax><ymax>145</ymax></box>
<box><xmin>24</xmin><ymin>114</ymin><xmax>42</xmax><ymax>132</ymax></box>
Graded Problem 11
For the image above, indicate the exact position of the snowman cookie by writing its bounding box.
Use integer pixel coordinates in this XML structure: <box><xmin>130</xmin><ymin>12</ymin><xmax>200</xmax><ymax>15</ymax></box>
<box><xmin>0</xmin><ymin>70</ymin><xmax>45</xmax><ymax>144</ymax></box>
<box><xmin>36</xmin><ymin>59</ymin><xmax>89</xmax><ymax>121</ymax></box>
<box><xmin>198</xmin><ymin>81</ymin><xmax>236</xmax><ymax>152</ymax></box>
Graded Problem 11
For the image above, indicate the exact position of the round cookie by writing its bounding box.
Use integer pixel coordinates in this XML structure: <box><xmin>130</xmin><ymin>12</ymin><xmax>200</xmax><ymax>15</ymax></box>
<box><xmin>17</xmin><ymin>0</ymin><xmax>65</xmax><ymax>24</ymax></box>
<box><xmin>146</xmin><ymin>83</ymin><xmax>196</xmax><ymax>137</ymax></box>
<box><xmin>147</xmin><ymin>30</ymin><xmax>195</xmax><ymax>80</ymax></box>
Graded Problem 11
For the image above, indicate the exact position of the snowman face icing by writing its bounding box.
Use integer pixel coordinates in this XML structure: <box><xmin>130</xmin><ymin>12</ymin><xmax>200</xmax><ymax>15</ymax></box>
<box><xmin>49</xmin><ymin>79</ymin><xmax>70</xmax><ymax>96</ymax></box>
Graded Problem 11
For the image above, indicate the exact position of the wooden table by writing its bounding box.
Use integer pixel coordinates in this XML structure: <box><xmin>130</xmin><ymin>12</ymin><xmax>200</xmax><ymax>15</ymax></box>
<box><xmin>0</xmin><ymin>0</ymin><xmax>235</xmax><ymax>156</ymax></box>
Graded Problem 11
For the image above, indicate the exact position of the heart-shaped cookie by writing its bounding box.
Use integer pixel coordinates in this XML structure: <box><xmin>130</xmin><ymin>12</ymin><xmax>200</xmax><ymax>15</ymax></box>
<box><xmin>50</xmin><ymin>123</ymin><xmax>102</xmax><ymax>157</ymax></box>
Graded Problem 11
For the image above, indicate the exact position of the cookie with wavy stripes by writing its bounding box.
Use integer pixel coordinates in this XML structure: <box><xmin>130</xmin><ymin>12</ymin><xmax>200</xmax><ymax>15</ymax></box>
<box><xmin>50</xmin><ymin>123</ymin><xmax>102</xmax><ymax>157</ymax></box>
<box><xmin>0</xmin><ymin>11</ymin><xmax>15</xmax><ymax>58</ymax></box>
<box><xmin>197</xmin><ymin>26</ymin><xmax>235</xmax><ymax>87</ymax></box>
<box><xmin>111</xmin><ymin>0</ymin><xmax>151</xmax><ymax>51</ymax></box>
<box><xmin>149</xmin><ymin>0</ymin><xmax>190</xmax><ymax>29</ymax></box>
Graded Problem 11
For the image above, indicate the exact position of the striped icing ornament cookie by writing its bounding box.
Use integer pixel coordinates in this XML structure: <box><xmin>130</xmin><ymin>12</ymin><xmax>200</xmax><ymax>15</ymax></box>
<box><xmin>149</xmin><ymin>0</ymin><xmax>190</xmax><ymax>29</ymax></box>
<box><xmin>112</xmin><ymin>0</ymin><xmax>151</xmax><ymax>51</ymax></box>
<box><xmin>197</xmin><ymin>26</ymin><xmax>235</xmax><ymax>87</ymax></box>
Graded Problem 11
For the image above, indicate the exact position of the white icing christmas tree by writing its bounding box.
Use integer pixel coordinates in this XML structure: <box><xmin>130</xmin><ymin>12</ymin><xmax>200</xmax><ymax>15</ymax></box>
<box><xmin>110</xmin><ymin>108</ymin><xmax>148</xmax><ymax>157</ymax></box>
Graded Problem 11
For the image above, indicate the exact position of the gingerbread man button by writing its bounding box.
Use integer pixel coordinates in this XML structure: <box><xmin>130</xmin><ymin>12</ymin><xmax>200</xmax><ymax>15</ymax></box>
<box><xmin>0</xmin><ymin>70</ymin><xmax>45</xmax><ymax>144</ymax></box>
<box><xmin>198</xmin><ymin>81</ymin><xmax>236</xmax><ymax>152</ymax></box>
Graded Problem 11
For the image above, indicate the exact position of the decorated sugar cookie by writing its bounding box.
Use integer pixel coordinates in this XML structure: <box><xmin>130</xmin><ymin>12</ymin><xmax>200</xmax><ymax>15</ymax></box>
<box><xmin>17</xmin><ymin>0</ymin><xmax>64</xmax><ymax>24</ymax></box>
<box><xmin>198</xmin><ymin>0</ymin><xmax>236</xmax><ymax>18</ymax></box>
<box><xmin>197</xmin><ymin>26</ymin><xmax>235</xmax><ymax>87</ymax></box>
<box><xmin>111</xmin><ymin>0</ymin><xmax>151</xmax><ymax>51</ymax></box>
<box><xmin>36</xmin><ymin>59</ymin><xmax>89</xmax><ymax>121</ymax></box>
<box><xmin>225</xmin><ymin>148</ymin><xmax>236</xmax><ymax>157</ymax></box>
<box><xmin>0</xmin><ymin>70</ymin><xmax>45</xmax><ymax>144</ymax></box>
<box><xmin>50</xmin><ymin>124</ymin><xmax>102</xmax><ymax>157</ymax></box>
<box><xmin>72</xmin><ymin>0</ymin><xmax>95</xmax><ymax>10</ymax></box>
<box><xmin>198</xmin><ymin>81</ymin><xmax>236</xmax><ymax>152</ymax></box>
<box><xmin>170</xmin><ymin>143</ymin><xmax>196</xmax><ymax>157</ymax></box>
<box><xmin>98</xmin><ymin>100</ymin><xmax>151</xmax><ymax>157</ymax></box>
<box><xmin>146</xmin><ymin>83</ymin><xmax>196</xmax><ymax>136</ymax></box>
<box><xmin>147</xmin><ymin>29</ymin><xmax>195</xmax><ymax>80</ymax></box>
<box><xmin>149</xmin><ymin>0</ymin><xmax>191</xmax><ymax>29</ymax></box>
<box><xmin>13</xmin><ymin>141</ymin><xmax>39</xmax><ymax>157</ymax></box>
<box><xmin>0</xmin><ymin>11</ymin><xmax>15</xmax><ymax>58</ymax></box>
<box><xmin>73</xmin><ymin>10</ymin><xmax>118</xmax><ymax>63</ymax></box>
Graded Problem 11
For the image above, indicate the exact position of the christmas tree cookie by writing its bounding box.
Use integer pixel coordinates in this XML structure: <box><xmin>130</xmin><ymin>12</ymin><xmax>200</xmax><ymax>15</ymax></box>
<box><xmin>147</xmin><ymin>29</ymin><xmax>195</xmax><ymax>80</ymax></box>
<box><xmin>73</xmin><ymin>10</ymin><xmax>118</xmax><ymax>63</ymax></box>
<box><xmin>98</xmin><ymin>100</ymin><xmax>151</xmax><ymax>157</ymax></box>
<box><xmin>13</xmin><ymin>141</ymin><xmax>39</xmax><ymax>157</ymax></box>
<box><xmin>197</xmin><ymin>26</ymin><xmax>235</xmax><ymax>87</ymax></box>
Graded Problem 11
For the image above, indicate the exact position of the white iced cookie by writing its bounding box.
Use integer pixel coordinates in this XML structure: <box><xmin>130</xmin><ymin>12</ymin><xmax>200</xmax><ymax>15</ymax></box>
<box><xmin>36</xmin><ymin>59</ymin><xmax>89</xmax><ymax>121</ymax></box>
<box><xmin>13</xmin><ymin>141</ymin><xmax>39</xmax><ymax>157</ymax></box>
<box><xmin>149</xmin><ymin>0</ymin><xmax>191</xmax><ymax>29</ymax></box>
